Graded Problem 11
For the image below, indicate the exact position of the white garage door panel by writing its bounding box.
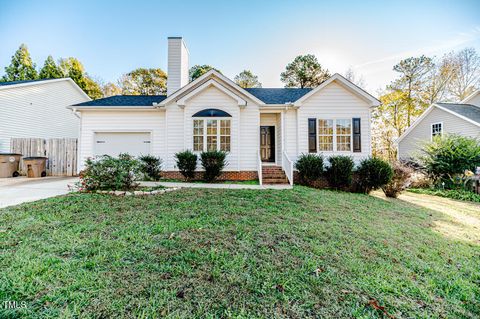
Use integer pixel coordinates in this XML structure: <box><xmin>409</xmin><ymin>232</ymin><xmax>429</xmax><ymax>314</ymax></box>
<box><xmin>94</xmin><ymin>132</ymin><xmax>151</xmax><ymax>157</ymax></box>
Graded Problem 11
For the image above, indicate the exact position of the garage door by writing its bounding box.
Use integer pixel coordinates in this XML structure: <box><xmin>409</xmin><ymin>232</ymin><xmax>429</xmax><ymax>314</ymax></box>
<box><xmin>94</xmin><ymin>132</ymin><xmax>151</xmax><ymax>157</ymax></box>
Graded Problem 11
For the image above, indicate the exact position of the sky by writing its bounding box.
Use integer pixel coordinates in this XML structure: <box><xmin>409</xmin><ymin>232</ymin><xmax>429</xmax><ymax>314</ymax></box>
<box><xmin>1</xmin><ymin>0</ymin><xmax>479</xmax><ymax>94</ymax></box>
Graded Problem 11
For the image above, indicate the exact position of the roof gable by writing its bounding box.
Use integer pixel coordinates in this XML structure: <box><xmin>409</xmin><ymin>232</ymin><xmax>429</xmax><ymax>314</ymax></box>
<box><xmin>0</xmin><ymin>77</ymin><xmax>91</xmax><ymax>101</ymax></box>
<box><xmin>159</xmin><ymin>70</ymin><xmax>265</xmax><ymax>106</ymax></box>
<box><xmin>293</xmin><ymin>73</ymin><xmax>380</xmax><ymax>107</ymax></box>
<box><xmin>396</xmin><ymin>102</ymin><xmax>480</xmax><ymax>144</ymax></box>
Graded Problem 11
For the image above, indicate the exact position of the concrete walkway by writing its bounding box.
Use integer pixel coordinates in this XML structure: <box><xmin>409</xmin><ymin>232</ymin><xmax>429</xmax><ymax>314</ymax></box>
<box><xmin>140</xmin><ymin>181</ymin><xmax>293</xmax><ymax>190</ymax></box>
<box><xmin>0</xmin><ymin>177</ymin><xmax>77</xmax><ymax>209</ymax></box>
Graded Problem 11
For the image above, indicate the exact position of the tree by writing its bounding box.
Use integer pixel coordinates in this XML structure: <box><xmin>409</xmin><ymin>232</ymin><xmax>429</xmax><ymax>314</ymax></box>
<box><xmin>280</xmin><ymin>54</ymin><xmax>330</xmax><ymax>88</ymax></box>
<box><xmin>391</xmin><ymin>55</ymin><xmax>433</xmax><ymax>126</ymax></box>
<box><xmin>39</xmin><ymin>55</ymin><xmax>63</xmax><ymax>79</ymax></box>
<box><xmin>447</xmin><ymin>48</ymin><xmax>480</xmax><ymax>101</ymax></box>
<box><xmin>2</xmin><ymin>44</ymin><xmax>38</xmax><ymax>81</ymax></box>
<box><xmin>234</xmin><ymin>70</ymin><xmax>262</xmax><ymax>88</ymax></box>
<box><xmin>421</xmin><ymin>55</ymin><xmax>456</xmax><ymax>105</ymax></box>
<box><xmin>58</xmin><ymin>57</ymin><xmax>103</xmax><ymax>99</ymax></box>
<box><xmin>344</xmin><ymin>67</ymin><xmax>366</xmax><ymax>89</ymax></box>
<box><xmin>102</xmin><ymin>82</ymin><xmax>122</xmax><ymax>97</ymax></box>
<box><xmin>118</xmin><ymin>68</ymin><xmax>167</xmax><ymax>95</ymax></box>
<box><xmin>189</xmin><ymin>65</ymin><xmax>221</xmax><ymax>82</ymax></box>
<box><xmin>372</xmin><ymin>90</ymin><xmax>409</xmax><ymax>161</ymax></box>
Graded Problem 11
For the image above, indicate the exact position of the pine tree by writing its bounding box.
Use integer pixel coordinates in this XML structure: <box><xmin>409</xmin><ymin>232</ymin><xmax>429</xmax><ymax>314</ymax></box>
<box><xmin>39</xmin><ymin>55</ymin><xmax>63</xmax><ymax>79</ymax></box>
<box><xmin>2</xmin><ymin>44</ymin><xmax>38</xmax><ymax>81</ymax></box>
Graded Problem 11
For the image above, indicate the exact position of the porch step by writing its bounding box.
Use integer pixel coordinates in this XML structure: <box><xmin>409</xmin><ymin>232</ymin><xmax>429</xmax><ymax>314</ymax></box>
<box><xmin>262</xmin><ymin>166</ymin><xmax>289</xmax><ymax>185</ymax></box>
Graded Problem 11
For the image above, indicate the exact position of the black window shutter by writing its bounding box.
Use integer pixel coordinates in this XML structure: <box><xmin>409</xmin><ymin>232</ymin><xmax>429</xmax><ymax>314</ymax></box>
<box><xmin>352</xmin><ymin>118</ymin><xmax>361</xmax><ymax>152</ymax></box>
<box><xmin>308</xmin><ymin>118</ymin><xmax>317</xmax><ymax>153</ymax></box>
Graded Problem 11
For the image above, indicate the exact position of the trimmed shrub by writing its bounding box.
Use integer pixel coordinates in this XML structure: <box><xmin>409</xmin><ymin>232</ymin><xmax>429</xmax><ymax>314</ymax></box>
<box><xmin>139</xmin><ymin>155</ymin><xmax>162</xmax><ymax>181</ymax></box>
<box><xmin>295</xmin><ymin>154</ymin><xmax>324</xmax><ymax>185</ymax></box>
<box><xmin>200</xmin><ymin>151</ymin><xmax>227</xmax><ymax>182</ymax></box>
<box><xmin>78</xmin><ymin>153</ymin><xmax>141</xmax><ymax>191</ymax></box>
<box><xmin>382</xmin><ymin>162</ymin><xmax>413</xmax><ymax>198</ymax></box>
<box><xmin>175</xmin><ymin>150</ymin><xmax>197</xmax><ymax>181</ymax></box>
<box><xmin>325</xmin><ymin>155</ymin><xmax>354</xmax><ymax>189</ymax></box>
<box><xmin>355</xmin><ymin>157</ymin><xmax>393</xmax><ymax>194</ymax></box>
<box><xmin>420</xmin><ymin>134</ymin><xmax>480</xmax><ymax>189</ymax></box>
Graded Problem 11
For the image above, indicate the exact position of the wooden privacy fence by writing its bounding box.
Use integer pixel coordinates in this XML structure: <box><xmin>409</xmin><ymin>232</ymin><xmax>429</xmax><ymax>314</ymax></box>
<box><xmin>10</xmin><ymin>138</ymin><xmax>78</xmax><ymax>176</ymax></box>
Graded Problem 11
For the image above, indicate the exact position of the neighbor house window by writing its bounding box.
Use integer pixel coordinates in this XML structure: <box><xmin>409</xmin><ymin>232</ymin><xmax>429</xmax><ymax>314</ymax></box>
<box><xmin>318</xmin><ymin>119</ymin><xmax>333</xmax><ymax>151</ymax></box>
<box><xmin>317</xmin><ymin>118</ymin><xmax>352</xmax><ymax>152</ymax></box>
<box><xmin>431</xmin><ymin>122</ymin><xmax>442</xmax><ymax>138</ymax></box>
<box><xmin>193</xmin><ymin>118</ymin><xmax>231</xmax><ymax>152</ymax></box>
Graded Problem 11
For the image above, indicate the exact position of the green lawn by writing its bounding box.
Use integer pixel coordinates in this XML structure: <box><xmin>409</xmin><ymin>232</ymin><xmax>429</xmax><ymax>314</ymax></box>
<box><xmin>0</xmin><ymin>187</ymin><xmax>479</xmax><ymax>318</ymax></box>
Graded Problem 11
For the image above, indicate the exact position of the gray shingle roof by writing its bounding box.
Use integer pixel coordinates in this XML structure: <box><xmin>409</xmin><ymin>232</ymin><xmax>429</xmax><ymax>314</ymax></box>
<box><xmin>436</xmin><ymin>103</ymin><xmax>480</xmax><ymax>125</ymax></box>
<box><xmin>245</xmin><ymin>88</ymin><xmax>312</xmax><ymax>104</ymax></box>
<box><xmin>72</xmin><ymin>88</ymin><xmax>313</xmax><ymax>107</ymax></box>
<box><xmin>0</xmin><ymin>78</ymin><xmax>64</xmax><ymax>86</ymax></box>
<box><xmin>73</xmin><ymin>95</ymin><xmax>167</xmax><ymax>107</ymax></box>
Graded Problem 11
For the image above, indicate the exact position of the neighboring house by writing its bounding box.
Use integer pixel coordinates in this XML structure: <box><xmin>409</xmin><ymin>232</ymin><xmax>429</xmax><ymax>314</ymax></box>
<box><xmin>397</xmin><ymin>90</ymin><xmax>480</xmax><ymax>160</ymax></box>
<box><xmin>0</xmin><ymin>78</ymin><xmax>90</xmax><ymax>152</ymax></box>
<box><xmin>70</xmin><ymin>37</ymin><xmax>380</xmax><ymax>184</ymax></box>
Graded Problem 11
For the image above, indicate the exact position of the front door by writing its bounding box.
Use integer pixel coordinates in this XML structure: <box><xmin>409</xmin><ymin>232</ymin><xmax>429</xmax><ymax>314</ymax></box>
<box><xmin>260</xmin><ymin>126</ymin><xmax>275</xmax><ymax>162</ymax></box>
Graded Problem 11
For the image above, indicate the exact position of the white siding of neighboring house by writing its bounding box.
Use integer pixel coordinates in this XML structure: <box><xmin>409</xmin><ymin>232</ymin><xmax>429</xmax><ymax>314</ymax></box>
<box><xmin>165</xmin><ymin>85</ymin><xmax>259</xmax><ymax>171</ymax></box>
<box><xmin>398</xmin><ymin>107</ymin><xmax>480</xmax><ymax>159</ymax></box>
<box><xmin>78</xmin><ymin>110</ymin><xmax>165</xmax><ymax>170</ymax></box>
<box><xmin>0</xmin><ymin>80</ymin><xmax>89</xmax><ymax>152</ymax></box>
<box><xmin>296</xmin><ymin>81</ymin><xmax>371</xmax><ymax>163</ymax></box>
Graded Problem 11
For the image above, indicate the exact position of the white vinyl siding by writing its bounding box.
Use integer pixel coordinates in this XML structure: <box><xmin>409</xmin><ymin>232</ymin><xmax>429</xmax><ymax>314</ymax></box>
<box><xmin>398</xmin><ymin>107</ymin><xmax>480</xmax><ymax>159</ymax></box>
<box><xmin>0</xmin><ymin>80</ymin><xmax>88</xmax><ymax>152</ymax></box>
<box><xmin>296</xmin><ymin>81</ymin><xmax>371</xmax><ymax>163</ymax></box>
<box><xmin>165</xmin><ymin>85</ymin><xmax>259</xmax><ymax>171</ymax></box>
<box><xmin>78</xmin><ymin>111</ymin><xmax>165</xmax><ymax>170</ymax></box>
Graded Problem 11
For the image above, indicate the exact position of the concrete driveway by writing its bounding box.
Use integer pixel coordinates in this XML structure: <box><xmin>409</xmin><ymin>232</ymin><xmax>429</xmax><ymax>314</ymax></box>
<box><xmin>0</xmin><ymin>177</ymin><xmax>78</xmax><ymax>209</ymax></box>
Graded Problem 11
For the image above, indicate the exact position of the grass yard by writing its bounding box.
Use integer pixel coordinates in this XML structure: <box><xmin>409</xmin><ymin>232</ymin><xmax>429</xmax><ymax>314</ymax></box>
<box><xmin>0</xmin><ymin>187</ymin><xmax>479</xmax><ymax>318</ymax></box>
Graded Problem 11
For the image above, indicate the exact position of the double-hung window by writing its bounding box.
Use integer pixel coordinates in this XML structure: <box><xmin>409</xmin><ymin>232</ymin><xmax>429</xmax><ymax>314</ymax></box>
<box><xmin>193</xmin><ymin>118</ymin><xmax>231</xmax><ymax>152</ymax></box>
<box><xmin>431</xmin><ymin>122</ymin><xmax>442</xmax><ymax>139</ymax></box>
<box><xmin>317</xmin><ymin>118</ymin><xmax>352</xmax><ymax>152</ymax></box>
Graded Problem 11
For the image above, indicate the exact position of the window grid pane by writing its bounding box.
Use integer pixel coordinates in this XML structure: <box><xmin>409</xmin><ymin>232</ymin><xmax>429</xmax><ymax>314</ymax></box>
<box><xmin>318</xmin><ymin>119</ymin><xmax>333</xmax><ymax>151</ymax></box>
<box><xmin>336</xmin><ymin>119</ymin><xmax>351</xmax><ymax>151</ymax></box>
<box><xmin>220</xmin><ymin>119</ymin><xmax>231</xmax><ymax>152</ymax></box>
<box><xmin>432</xmin><ymin>123</ymin><xmax>442</xmax><ymax>137</ymax></box>
<box><xmin>193</xmin><ymin>120</ymin><xmax>204</xmax><ymax>152</ymax></box>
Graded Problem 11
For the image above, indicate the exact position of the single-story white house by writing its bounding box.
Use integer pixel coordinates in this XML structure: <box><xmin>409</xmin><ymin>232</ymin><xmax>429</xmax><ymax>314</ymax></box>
<box><xmin>0</xmin><ymin>78</ymin><xmax>90</xmax><ymax>152</ymax></box>
<box><xmin>397</xmin><ymin>90</ymin><xmax>480</xmax><ymax>160</ymax></box>
<box><xmin>70</xmin><ymin>37</ymin><xmax>380</xmax><ymax>184</ymax></box>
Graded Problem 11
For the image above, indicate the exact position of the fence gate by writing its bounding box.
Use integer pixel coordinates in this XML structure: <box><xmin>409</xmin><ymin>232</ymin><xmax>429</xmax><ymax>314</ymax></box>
<box><xmin>10</xmin><ymin>138</ymin><xmax>78</xmax><ymax>176</ymax></box>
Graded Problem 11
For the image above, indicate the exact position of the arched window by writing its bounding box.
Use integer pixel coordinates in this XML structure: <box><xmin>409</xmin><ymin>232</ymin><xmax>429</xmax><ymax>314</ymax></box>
<box><xmin>192</xmin><ymin>109</ymin><xmax>231</xmax><ymax>152</ymax></box>
<box><xmin>192</xmin><ymin>108</ymin><xmax>232</xmax><ymax>117</ymax></box>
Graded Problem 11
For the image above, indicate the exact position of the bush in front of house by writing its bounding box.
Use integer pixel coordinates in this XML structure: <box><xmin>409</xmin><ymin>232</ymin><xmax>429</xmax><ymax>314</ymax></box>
<box><xmin>175</xmin><ymin>150</ymin><xmax>198</xmax><ymax>181</ymax></box>
<box><xmin>325</xmin><ymin>155</ymin><xmax>354</xmax><ymax>189</ymax></box>
<box><xmin>295</xmin><ymin>153</ymin><xmax>324</xmax><ymax>185</ymax></box>
<box><xmin>200</xmin><ymin>150</ymin><xmax>227</xmax><ymax>182</ymax></box>
<box><xmin>139</xmin><ymin>155</ymin><xmax>162</xmax><ymax>181</ymax></box>
<box><xmin>355</xmin><ymin>157</ymin><xmax>393</xmax><ymax>194</ymax></box>
<box><xmin>382</xmin><ymin>162</ymin><xmax>413</xmax><ymax>198</ymax></box>
<box><xmin>78</xmin><ymin>153</ymin><xmax>141</xmax><ymax>191</ymax></box>
<box><xmin>420</xmin><ymin>134</ymin><xmax>480</xmax><ymax>189</ymax></box>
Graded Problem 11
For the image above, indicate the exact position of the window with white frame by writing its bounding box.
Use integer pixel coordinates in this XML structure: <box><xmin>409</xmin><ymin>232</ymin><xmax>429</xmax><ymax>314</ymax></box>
<box><xmin>336</xmin><ymin>119</ymin><xmax>352</xmax><ymax>151</ymax></box>
<box><xmin>193</xmin><ymin>119</ymin><xmax>231</xmax><ymax>152</ymax></box>
<box><xmin>317</xmin><ymin>118</ymin><xmax>352</xmax><ymax>152</ymax></box>
<box><xmin>431</xmin><ymin>122</ymin><xmax>442</xmax><ymax>138</ymax></box>
<box><xmin>318</xmin><ymin>119</ymin><xmax>333</xmax><ymax>151</ymax></box>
